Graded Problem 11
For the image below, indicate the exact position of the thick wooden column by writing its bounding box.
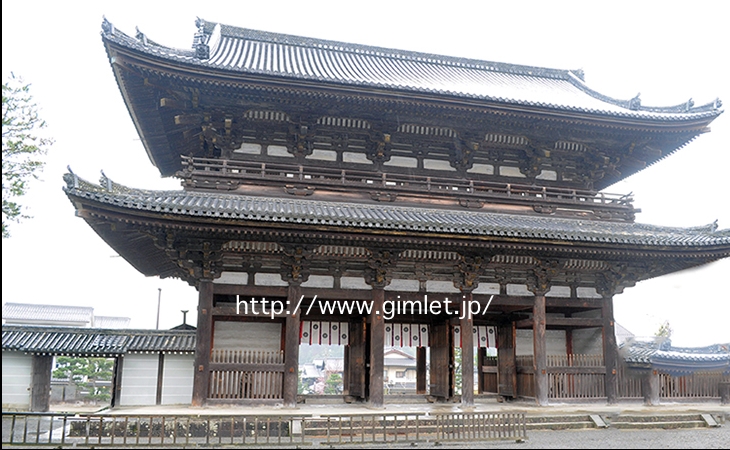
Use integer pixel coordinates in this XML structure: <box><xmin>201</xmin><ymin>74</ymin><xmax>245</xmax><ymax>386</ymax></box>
<box><xmin>192</xmin><ymin>279</ymin><xmax>213</xmax><ymax>407</ymax></box>
<box><xmin>642</xmin><ymin>369</ymin><xmax>660</xmax><ymax>405</ymax></box>
<box><xmin>347</xmin><ymin>320</ymin><xmax>367</xmax><ymax>398</ymax></box>
<box><xmin>533</xmin><ymin>294</ymin><xmax>548</xmax><ymax>405</ymax></box>
<box><xmin>602</xmin><ymin>297</ymin><xmax>618</xmax><ymax>404</ymax></box>
<box><xmin>416</xmin><ymin>346</ymin><xmax>427</xmax><ymax>394</ymax></box>
<box><xmin>430</xmin><ymin>321</ymin><xmax>452</xmax><ymax>399</ymax></box>
<box><xmin>30</xmin><ymin>354</ymin><xmax>52</xmax><ymax>412</ymax></box>
<box><xmin>342</xmin><ymin>345</ymin><xmax>350</xmax><ymax>396</ymax></box>
<box><xmin>283</xmin><ymin>283</ymin><xmax>302</xmax><ymax>407</ymax></box>
<box><xmin>110</xmin><ymin>356</ymin><xmax>124</xmax><ymax>407</ymax></box>
<box><xmin>368</xmin><ymin>288</ymin><xmax>385</xmax><ymax>407</ymax></box>
<box><xmin>497</xmin><ymin>322</ymin><xmax>516</xmax><ymax>398</ymax></box>
<box><xmin>460</xmin><ymin>293</ymin><xmax>474</xmax><ymax>406</ymax></box>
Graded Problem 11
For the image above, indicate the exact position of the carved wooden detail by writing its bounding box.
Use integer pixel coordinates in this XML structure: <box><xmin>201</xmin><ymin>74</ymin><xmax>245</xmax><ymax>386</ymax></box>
<box><xmin>364</xmin><ymin>248</ymin><xmax>399</xmax><ymax>288</ymax></box>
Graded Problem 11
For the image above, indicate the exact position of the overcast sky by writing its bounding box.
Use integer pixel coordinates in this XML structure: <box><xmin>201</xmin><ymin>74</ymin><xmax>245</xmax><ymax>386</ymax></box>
<box><xmin>2</xmin><ymin>1</ymin><xmax>728</xmax><ymax>346</ymax></box>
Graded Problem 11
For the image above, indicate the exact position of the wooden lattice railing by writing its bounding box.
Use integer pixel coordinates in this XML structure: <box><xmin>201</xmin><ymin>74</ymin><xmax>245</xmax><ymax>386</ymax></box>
<box><xmin>180</xmin><ymin>157</ymin><xmax>636</xmax><ymax>220</ymax></box>
<box><xmin>209</xmin><ymin>349</ymin><xmax>284</xmax><ymax>400</ymax></box>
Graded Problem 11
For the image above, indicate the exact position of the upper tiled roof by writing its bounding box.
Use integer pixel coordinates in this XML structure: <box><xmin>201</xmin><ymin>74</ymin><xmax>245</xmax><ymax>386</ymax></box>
<box><xmin>64</xmin><ymin>172</ymin><xmax>730</xmax><ymax>250</ymax></box>
<box><xmin>2</xmin><ymin>325</ymin><xmax>196</xmax><ymax>356</ymax></box>
<box><xmin>101</xmin><ymin>18</ymin><xmax>722</xmax><ymax>123</ymax></box>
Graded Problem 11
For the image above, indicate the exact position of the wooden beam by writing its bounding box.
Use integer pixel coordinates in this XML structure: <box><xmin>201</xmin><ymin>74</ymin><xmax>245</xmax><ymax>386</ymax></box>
<box><xmin>460</xmin><ymin>293</ymin><xmax>474</xmax><ymax>407</ymax></box>
<box><xmin>516</xmin><ymin>317</ymin><xmax>602</xmax><ymax>329</ymax></box>
<box><xmin>368</xmin><ymin>288</ymin><xmax>385</xmax><ymax>408</ymax></box>
<box><xmin>192</xmin><ymin>280</ymin><xmax>214</xmax><ymax>407</ymax></box>
<box><xmin>283</xmin><ymin>284</ymin><xmax>302</xmax><ymax>408</ymax></box>
<box><xmin>159</xmin><ymin>97</ymin><xmax>185</xmax><ymax>109</ymax></box>
<box><xmin>533</xmin><ymin>295</ymin><xmax>548</xmax><ymax>406</ymax></box>
<box><xmin>546</xmin><ymin>366</ymin><xmax>606</xmax><ymax>374</ymax></box>
<box><xmin>209</xmin><ymin>363</ymin><xmax>285</xmax><ymax>372</ymax></box>
<box><xmin>603</xmin><ymin>297</ymin><xmax>618</xmax><ymax>404</ymax></box>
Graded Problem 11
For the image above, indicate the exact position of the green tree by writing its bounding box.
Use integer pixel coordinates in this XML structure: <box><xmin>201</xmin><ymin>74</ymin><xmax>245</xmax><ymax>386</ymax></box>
<box><xmin>53</xmin><ymin>357</ymin><xmax>114</xmax><ymax>402</ymax></box>
<box><xmin>2</xmin><ymin>75</ymin><xmax>52</xmax><ymax>238</ymax></box>
<box><xmin>324</xmin><ymin>373</ymin><xmax>343</xmax><ymax>394</ymax></box>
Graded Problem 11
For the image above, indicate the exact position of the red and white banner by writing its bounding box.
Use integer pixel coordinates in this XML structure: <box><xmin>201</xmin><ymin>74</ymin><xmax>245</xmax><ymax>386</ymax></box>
<box><xmin>300</xmin><ymin>321</ymin><xmax>349</xmax><ymax>345</ymax></box>
<box><xmin>453</xmin><ymin>325</ymin><xmax>498</xmax><ymax>348</ymax></box>
<box><xmin>385</xmin><ymin>323</ymin><xmax>429</xmax><ymax>347</ymax></box>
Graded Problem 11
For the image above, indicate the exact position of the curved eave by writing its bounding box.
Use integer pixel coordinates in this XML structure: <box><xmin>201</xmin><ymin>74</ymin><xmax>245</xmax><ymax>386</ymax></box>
<box><xmin>104</xmin><ymin>37</ymin><xmax>722</xmax><ymax>128</ymax></box>
<box><xmin>65</xmin><ymin>184</ymin><xmax>730</xmax><ymax>266</ymax></box>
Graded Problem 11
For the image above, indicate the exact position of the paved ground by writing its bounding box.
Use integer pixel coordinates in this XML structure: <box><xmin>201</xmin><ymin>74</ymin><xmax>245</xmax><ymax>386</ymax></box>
<box><xmin>324</xmin><ymin>427</ymin><xmax>730</xmax><ymax>449</ymax></box>
<box><xmin>101</xmin><ymin>398</ymin><xmax>729</xmax><ymax>419</ymax></box>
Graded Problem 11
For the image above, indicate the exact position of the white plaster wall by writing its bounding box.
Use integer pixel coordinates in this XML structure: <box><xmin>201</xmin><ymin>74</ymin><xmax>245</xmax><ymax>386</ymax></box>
<box><xmin>2</xmin><ymin>351</ymin><xmax>32</xmax><ymax>410</ymax></box>
<box><xmin>119</xmin><ymin>353</ymin><xmax>158</xmax><ymax>406</ymax></box>
<box><xmin>161</xmin><ymin>354</ymin><xmax>194</xmax><ymax>405</ymax></box>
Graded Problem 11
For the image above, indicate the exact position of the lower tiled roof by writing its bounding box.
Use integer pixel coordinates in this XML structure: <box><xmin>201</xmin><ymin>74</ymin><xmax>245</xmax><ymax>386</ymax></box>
<box><xmin>2</xmin><ymin>326</ymin><xmax>196</xmax><ymax>356</ymax></box>
<box><xmin>622</xmin><ymin>339</ymin><xmax>730</xmax><ymax>375</ymax></box>
<box><xmin>64</xmin><ymin>173</ymin><xmax>730</xmax><ymax>249</ymax></box>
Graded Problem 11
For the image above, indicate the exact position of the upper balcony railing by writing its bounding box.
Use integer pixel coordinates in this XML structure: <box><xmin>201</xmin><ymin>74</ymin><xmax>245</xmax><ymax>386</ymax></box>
<box><xmin>179</xmin><ymin>157</ymin><xmax>638</xmax><ymax>221</ymax></box>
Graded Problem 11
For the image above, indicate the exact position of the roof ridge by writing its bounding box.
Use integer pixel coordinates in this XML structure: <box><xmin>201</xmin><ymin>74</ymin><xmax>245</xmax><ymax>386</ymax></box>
<box><xmin>198</xmin><ymin>19</ymin><xmax>573</xmax><ymax>80</ymax></box>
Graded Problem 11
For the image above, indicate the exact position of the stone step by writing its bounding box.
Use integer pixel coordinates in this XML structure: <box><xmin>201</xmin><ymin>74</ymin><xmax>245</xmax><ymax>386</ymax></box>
<box><xmin>525</xmin><ymin>421</ymin><xmax>595</xmax><ymax>430</ymax></box>
<box><xmin>610</xmin><ymin>420</ymin><xmax>707</xmax><ymax>430</ymax></box>
<box><xmin>610</xmin><ymin>414</ymin><xmax>703</xmax><ymax>423</ymax></box>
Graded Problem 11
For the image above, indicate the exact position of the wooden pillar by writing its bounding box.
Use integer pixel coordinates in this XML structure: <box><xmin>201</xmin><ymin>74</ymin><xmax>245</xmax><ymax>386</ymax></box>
<box><xmin>368</xmin><ymin>287</ymin><xmax>385</xmax><ymax>407</ymax></box>
<box><xmin>533</xmin><ymin>294</ymin><xmax>548</xmax><ymax>405</ymax></box>
<box><xmin>342</xmin><ymin>345</ymin><xmax>350</xmax><ymax>396</ymax></box>
<box><xmin>111</xmin><ymin>356</ymin><xmax>123</xmax><ymax>407</ymax></box>
<box><xmin>719</xmin><ymin>382</ymin><xmax>730</xmax><ymax>405</ymax></box>
<box><xmin>641</xmin><ymin>369</ymin><xmax>660</xmax><ymax>406</ymax></box>
<box><xmin>476</xmin><ymin>347</ymin><xmax>486</xmax><ymax>394</ymax></box>
<box><xmin>497</xmin><ymin>322</ymin><xmax>516</xmax><ymax>398</ymax></box>
<box><xmin>156</xmin><ymin>353</ymin><xmax>165</xmax><ymax>405</ymax></box>
<box><xmin>430</xmin><ymin>321</ymin><xmax>452</xmax><ymax>399</ymax></box>
<box><xmin>602</xmin><ymin>297</ymin><xmax>618</xmax><ymax>404</ymax></box>
<box><xmin>347</xmin><ymin>320</ymin><xmax>367</xmax><ymax>398</ymax></box>
<box><xmin>283</xmin><ymin>283</ymin><xmax>302</xmax><ymax>408</ymax></box>
<box><xmin>30</xmin><ymin>354</ymin><xmax>52</xmax><ymax>412</ymax></box>
<box><xmin>192</xmin><ymin>279</ymin><xmax>213</xmax><ymax>407</ymax></box>
<box><xmin>416</xmin><ymin>346</ymin><xmax>427</xmax><ymax>395</ymax></box>
<box><xmin>460</xmin><ymin>293</ymin><xmax>474</xmax><ymax>406</ymax></box>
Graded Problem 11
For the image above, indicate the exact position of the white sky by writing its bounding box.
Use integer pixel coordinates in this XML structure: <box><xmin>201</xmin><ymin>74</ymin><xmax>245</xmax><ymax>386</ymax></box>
<box><xmin>2</xmin><ymin>1</ymin><xmax>728</xmax><ymax>346</ymax></box>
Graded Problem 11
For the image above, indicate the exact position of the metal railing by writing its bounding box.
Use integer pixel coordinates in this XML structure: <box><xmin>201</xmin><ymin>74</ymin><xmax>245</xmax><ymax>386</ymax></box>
<box><xmin>2</xmin><ymin>411</ymin><xmax>526</xmax><ymax>447</ymax></box>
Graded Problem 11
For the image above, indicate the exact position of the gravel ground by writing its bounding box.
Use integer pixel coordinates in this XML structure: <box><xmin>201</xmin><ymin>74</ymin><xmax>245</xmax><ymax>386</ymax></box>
<box><xmin>318</xmin><ymin>427</ymin><xmax>730</xmax><ymax>449</ymax></box>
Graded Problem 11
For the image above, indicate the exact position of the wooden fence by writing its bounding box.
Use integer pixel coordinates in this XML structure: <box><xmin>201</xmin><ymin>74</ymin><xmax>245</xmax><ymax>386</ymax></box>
<box><xmin>209</xmin><ymin>349</ymin><xmax>284</xmax><ymax>400</ymax></box>
<box><xmin>1</xmin><ymin>412</ymin><xmax>527</xmax><ymax>447</ymax></box>
<box><xmin>511</xmin><ymin>354</ymin><xmax>728</xmax><ymax>401</ymax></box>
<box><xmin>659</xmin><ymin>372</ymin><xmax>730</xmax><ymax>399</ymax></box>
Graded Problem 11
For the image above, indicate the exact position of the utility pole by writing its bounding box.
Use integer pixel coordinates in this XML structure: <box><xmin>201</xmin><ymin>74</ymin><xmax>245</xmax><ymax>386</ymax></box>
<box><xmin>156</xmin><ymin>288</ymin><xmax>162</xmax><ymax>330</ymax></box>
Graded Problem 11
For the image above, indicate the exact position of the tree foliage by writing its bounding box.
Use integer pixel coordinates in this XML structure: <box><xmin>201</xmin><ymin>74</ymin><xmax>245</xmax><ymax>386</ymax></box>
<box><xmin>654</xmin><ymin>320</ymin><xmax>672</xmax><ymax>338</ymax></box>
<box><xmin>2</xmin><ymin>75</ymin><xmax>52</xmax><ymax>238</ymax></box>
<box><xmin>53</xmin><ymin>357</ymin><xmax>114</xmax><ymax>402</ymax></box>
<box><xmin>324</xmin><ymin>373</ymin><xmax>343</xmax><ymax>394</ymax></box>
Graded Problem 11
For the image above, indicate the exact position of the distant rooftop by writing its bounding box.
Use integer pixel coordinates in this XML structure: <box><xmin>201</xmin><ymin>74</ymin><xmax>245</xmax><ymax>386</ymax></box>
<box><xmin>2</xmin><ymin>302</ymin><xmax>131</xmax><ymax>329</ymax></box>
